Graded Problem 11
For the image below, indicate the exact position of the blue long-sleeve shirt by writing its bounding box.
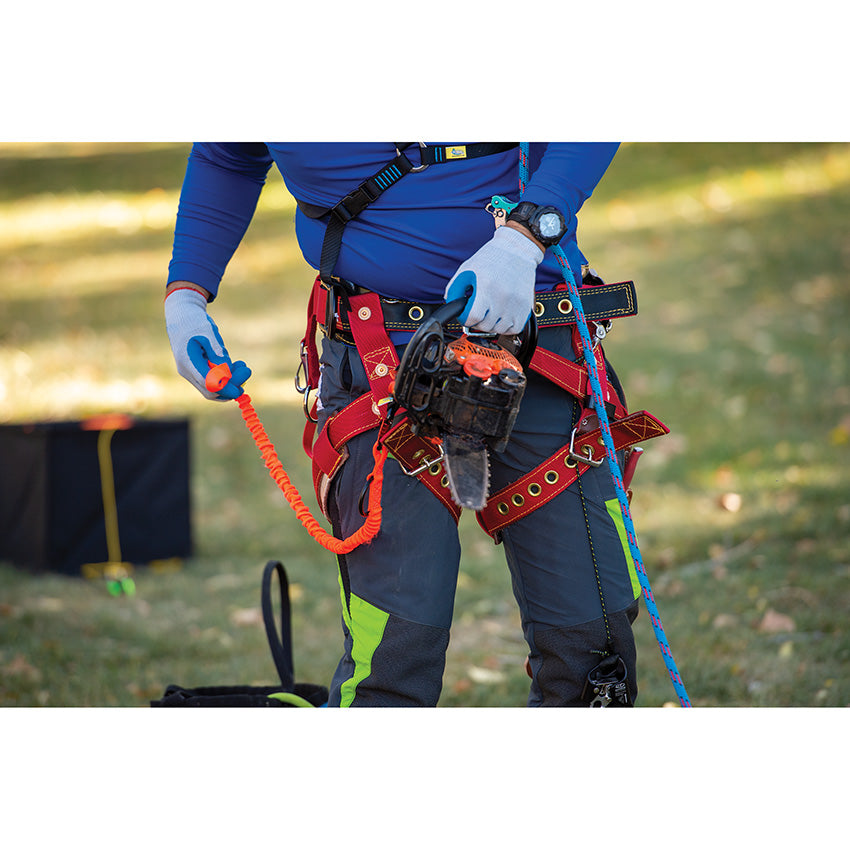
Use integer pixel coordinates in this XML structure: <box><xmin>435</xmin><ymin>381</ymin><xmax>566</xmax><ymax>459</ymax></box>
<box><xmin>167</xmin><ymin>142</ymin><xmax>619</xmax><ymax>303</ymax></box>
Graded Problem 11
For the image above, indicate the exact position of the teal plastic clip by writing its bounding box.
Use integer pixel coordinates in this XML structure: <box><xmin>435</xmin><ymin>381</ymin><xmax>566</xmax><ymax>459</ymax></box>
<box><xmin>485</xmin><ymin>194</ymin><xmax>519</xmax><ymax>227</ymax></box>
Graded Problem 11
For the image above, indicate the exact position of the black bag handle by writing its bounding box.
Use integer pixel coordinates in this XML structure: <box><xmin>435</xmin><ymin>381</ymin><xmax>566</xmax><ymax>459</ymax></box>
<box><xmin>261</xmin><ymin>560</ymin><xmax>295</xmax><ymax>690</ymax></box>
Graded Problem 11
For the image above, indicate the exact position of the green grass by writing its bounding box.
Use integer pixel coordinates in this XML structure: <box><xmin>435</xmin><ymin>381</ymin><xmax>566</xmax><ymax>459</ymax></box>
<box><xmin>1</xmin><ymin>142</ymin><xmax>848</xmax><ymax>707</ymax></box>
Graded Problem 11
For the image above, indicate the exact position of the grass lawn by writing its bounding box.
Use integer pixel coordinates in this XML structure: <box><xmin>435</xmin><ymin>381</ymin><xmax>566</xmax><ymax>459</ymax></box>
<box><xmin>1</xmin><ymin>142</ymin><xmax>848</xmax><ymax>708</ymax></box>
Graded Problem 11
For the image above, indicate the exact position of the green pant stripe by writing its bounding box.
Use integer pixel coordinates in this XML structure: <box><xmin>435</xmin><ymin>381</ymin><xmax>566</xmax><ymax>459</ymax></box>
<box><xmin>338</xmin><ymin>576</ymin><xmax>390</xmax><ymax>708</ymax></box>
<box><xmin>605</xmin><ymin>498</ymin><xmax>641</xmax><ymax>600</ymax></box>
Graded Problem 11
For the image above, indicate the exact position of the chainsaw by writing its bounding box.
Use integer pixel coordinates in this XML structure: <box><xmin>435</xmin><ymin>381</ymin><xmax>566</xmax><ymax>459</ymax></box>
<box><xmin>391</xmin><ymin>297</ymin><xmax>537</xmax><ymax>511</ymax></box>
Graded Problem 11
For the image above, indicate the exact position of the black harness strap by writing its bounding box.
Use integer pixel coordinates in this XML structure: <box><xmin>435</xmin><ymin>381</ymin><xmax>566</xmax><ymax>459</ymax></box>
<box><xmin>297</xmin><ymin>143</ymin><xmax>519</xmax><ymax>285</ymax></box>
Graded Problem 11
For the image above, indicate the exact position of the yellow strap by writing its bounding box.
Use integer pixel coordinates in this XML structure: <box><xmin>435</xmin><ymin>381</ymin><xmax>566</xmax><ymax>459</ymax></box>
<box><xmin>96</xmin><ymin>428</ymin><xmax>123</xmax><ymax>564</ymax></box>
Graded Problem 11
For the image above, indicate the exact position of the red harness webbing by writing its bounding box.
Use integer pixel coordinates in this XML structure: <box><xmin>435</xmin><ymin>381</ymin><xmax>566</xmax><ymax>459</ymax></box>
<box><xmin>300</xmin><ymin>276</ymin><xmax>665</xmax><ymax>537</ymax></box>
<box><xmin>475</xmin><ymin>410</ymin><xmax>668</xmax><ymax>539</ymax></box>
<box><xmin>301</xmin><ymin>278</ymin><xmax>461</xmax><ymax>523</ymax></box>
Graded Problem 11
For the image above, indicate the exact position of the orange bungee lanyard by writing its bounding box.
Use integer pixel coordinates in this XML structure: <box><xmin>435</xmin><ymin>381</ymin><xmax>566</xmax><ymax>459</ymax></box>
<box><xmin>207</xmin><ymin>364</ymin><xmax>388</xmax><ymax>554</ymax></box>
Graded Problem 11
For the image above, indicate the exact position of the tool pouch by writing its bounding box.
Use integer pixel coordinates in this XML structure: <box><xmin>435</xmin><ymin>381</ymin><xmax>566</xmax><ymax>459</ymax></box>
<box><xmin>151</xmin><ymin>560</ymin><xmax>328</xmax><ymax>708</ymax></box>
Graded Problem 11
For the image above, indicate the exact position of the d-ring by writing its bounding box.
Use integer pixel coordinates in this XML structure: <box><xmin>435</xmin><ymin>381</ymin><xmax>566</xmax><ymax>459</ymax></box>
<box><xmin>396</xmin><ymin>142</ymin><xmax>430</xmax><ymax>173</ymax></box>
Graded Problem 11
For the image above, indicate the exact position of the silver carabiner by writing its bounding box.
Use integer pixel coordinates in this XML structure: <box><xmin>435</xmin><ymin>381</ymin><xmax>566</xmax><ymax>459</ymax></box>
<box><xmin>295</xmin><ymin>341</ymin><xmax>310</xmax><ymax>394</ymax></box>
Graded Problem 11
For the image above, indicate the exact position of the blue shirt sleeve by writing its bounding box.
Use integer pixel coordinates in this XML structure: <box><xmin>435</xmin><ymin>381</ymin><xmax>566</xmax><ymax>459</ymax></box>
<box><xmin>167</xmin><ymin>143</ymin><xmax>274</xmax><ymax>300</ymax></box>
<box><xmin>521</xmin><ymin>142</ymin><xmax>620</xmax><ymax>218</ymax></box>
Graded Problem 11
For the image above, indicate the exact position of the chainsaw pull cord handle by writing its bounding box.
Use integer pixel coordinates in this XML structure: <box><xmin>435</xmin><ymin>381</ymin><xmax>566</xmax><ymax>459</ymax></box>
<box><xmin>206</xmin><ymin>362</ymin><xmax>388</xmax><ymax>555</ymax></box>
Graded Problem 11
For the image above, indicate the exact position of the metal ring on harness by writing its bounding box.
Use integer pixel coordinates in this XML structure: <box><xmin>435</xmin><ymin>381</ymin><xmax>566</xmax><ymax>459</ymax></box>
<box><xmin>568</xmin><ymin>425</ymin><xmax>604</xmax><ymax>467</ymax></box>
<box><xmin>396</xmin><ymin>142</ymin><xmax>430</xmax><ymax>173</ymax></box>
<box><xmin>303</xmin><ymin>387</ymin><xmax>318</xmax><ymax>423</ymax></box>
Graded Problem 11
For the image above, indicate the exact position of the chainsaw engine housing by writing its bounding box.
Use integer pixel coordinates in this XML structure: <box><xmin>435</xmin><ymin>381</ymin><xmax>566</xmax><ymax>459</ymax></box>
<box><xmin>392</xmin><ymin>302</ymin><xmax>529</xmax><ymax>455</ymax></box>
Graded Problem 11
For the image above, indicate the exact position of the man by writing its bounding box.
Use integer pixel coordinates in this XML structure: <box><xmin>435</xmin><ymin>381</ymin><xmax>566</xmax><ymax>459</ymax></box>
<box><xmin>165</xmin><ymin>142</ymin><xmax>652</xmax><ymax>707</ymax></box>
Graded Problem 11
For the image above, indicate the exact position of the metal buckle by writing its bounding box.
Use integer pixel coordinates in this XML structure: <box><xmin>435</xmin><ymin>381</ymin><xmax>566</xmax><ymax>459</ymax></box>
<box><xmin>402</xmin><ymin>441</ymin><xmax>445</xmax><ymax>477</ymax></box>
<box><xmin>592</xmin><ymin>319</ymin><xmax>613</xmax><ymax>349</ymax></box>
<box><xmin>568</xmin><ymin>426</ymin><xmax>604</xmax><ymax>467</ymax></box>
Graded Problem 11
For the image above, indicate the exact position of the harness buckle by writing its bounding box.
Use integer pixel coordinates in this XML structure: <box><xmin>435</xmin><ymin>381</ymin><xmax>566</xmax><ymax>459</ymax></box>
<box><xmin>320</xmin><ymin>277</ymin><xmax>359</xmax><ymax>340</ymax></box>
<box><xmin>592</xmin><ymin>319</ymin><xmax>613</xmax><ymax>348</ymax></box>
<box><xmin>568</xmin><ymin>426</ymin><xmax>605</xmax><ymax>468</ymax></box>
<box><xmin>401</xmin><ymin>441</ymin><xmax>445</xmax><ymax>477</ymax></box>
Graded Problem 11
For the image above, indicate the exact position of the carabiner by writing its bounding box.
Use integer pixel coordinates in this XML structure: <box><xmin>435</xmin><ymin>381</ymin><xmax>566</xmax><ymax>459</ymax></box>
<box><xmin>295</xmin><ymin>342</ymin><xmax>310</xmax><ymax>394</ymax></box>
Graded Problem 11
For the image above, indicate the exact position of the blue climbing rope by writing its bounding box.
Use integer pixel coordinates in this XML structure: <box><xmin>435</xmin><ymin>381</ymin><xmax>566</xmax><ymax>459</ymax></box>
<box><xmin>519</xmin><ymin>144</ymin><xmax>691</xmax><ymax>707</ymax></box>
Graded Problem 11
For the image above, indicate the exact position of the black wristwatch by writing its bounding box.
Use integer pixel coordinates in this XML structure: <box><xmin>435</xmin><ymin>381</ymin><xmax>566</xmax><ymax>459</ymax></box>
<box><xmin>506</xmin><ymin>201</ymin><xmax>567</xmax><ymax>248</ymax></box>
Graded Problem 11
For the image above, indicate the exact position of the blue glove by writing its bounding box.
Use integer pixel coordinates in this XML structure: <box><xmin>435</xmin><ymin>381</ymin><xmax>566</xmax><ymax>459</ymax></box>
<box><xmin>444</xmin><ymin>225</ymin><xmax>544</xmax><ymax>334</ymax></box>
<box><xmin>164</xmin><ymin>288</ymin><xmax>251</xmax><ymax>400</ymax></box>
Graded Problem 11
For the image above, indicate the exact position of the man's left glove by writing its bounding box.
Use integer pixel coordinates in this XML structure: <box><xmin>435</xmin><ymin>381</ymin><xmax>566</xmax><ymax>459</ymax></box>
<box><xmin>164</xmin><ymin>288</ymin><xmax>251</xmax><ymax>401</ymax></box>
<box><xmin>444</xmin><ymin>225</ymin><xmax>544</xmax><ymax>335</ymax></box>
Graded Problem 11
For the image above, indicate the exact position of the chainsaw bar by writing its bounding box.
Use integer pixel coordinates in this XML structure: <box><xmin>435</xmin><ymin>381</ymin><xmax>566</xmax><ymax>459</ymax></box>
<box><xmin>442</xmin><ymin>433</ymin><xmax>490</xmax><ymax>511</ymax></box>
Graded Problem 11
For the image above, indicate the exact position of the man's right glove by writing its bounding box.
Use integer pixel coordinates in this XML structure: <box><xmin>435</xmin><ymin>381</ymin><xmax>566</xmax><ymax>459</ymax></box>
<box><xmin>444</xmin><ymin>224</ymin><xmax>544</xmax><ymax>335</ymax></box>
<box><xmin>164</xmin><ymin>288</ymin><xmax>251</xmax><ymax>401</ymax></box>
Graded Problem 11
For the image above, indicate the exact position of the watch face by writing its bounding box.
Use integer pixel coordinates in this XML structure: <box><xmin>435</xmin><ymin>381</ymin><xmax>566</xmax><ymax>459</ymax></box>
<box><xmin>538</xmin><ymin>212</ymin><xmax>563</xmax><ymax>239</ymax></box>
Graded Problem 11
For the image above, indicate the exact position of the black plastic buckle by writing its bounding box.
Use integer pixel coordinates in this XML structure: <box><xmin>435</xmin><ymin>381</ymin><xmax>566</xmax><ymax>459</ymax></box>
<box><xmin>581</xmin><ymin>653</ymin><xmax>631</xmax><ymax>707</ymax></box>
<box><xmin>321</xmin><ymin>278</ymin><xmax>358</xmax><ymax>339</ymax></box>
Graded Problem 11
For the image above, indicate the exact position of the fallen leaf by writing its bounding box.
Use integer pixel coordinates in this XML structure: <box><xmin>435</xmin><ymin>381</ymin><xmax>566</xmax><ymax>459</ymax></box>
<box><xmin>712</xmin><ymin>563</ymin><xmax>729</xmax><ymax>581</ymax></box>
<box><xmin>3</xmin><ymin>654</ymin><xmax>42</xmax><ymax>681</ymax></box>
<box><xmin>758</xmin><ymin>608</ymin><xmax>796</xmax><ymax>634</ymax></box>
<box><xmin>712</xmin><ymin>613</ymin><xmax>739</xmax><ymax>629</ymax></box>
<box><xmin>229</xmin><ymin>607</ymin><xmax>262</xmax><ymax>627</ymax></box>
<box><xmin>719</xmin><ymin>492</ymin><xmax>742</xmax><ymax>512</ymax></box>
<box><xmin>467</xmin><ymin>666</ymin><xmax>506</xmax><ymax>684</ymax></box>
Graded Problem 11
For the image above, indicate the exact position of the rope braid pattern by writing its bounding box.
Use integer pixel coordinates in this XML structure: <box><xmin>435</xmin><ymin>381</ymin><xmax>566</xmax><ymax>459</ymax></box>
<box><xmin>236</xmin><ymin>393</ymin><xmax>388</xmax><ymax>554</ymax></box>
<box><xmin>520</xmin><ymin>144</ymin><xmax>691</xmax><ymax>706</ymax></box>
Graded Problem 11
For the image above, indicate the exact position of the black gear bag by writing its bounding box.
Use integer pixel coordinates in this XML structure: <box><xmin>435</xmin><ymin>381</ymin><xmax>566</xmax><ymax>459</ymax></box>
<box><xmin>151</xmin><ymin>560</ymin><xmax>328</xmax><ymax>708</ymax></box>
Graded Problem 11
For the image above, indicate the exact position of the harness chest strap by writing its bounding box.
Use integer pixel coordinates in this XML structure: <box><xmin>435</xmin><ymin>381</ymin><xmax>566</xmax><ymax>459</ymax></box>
<box><xmin>476</xmin><ymin>410</ymin><xmax>669</xmax><ymax>539</ymax></box>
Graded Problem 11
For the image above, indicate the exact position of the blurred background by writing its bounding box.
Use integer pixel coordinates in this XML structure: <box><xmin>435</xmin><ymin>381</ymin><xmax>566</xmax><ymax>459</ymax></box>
<box><xmin>1</xmin><ymin>141</ymin><xmax>848</xmax><ymax>707</ymax></box>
